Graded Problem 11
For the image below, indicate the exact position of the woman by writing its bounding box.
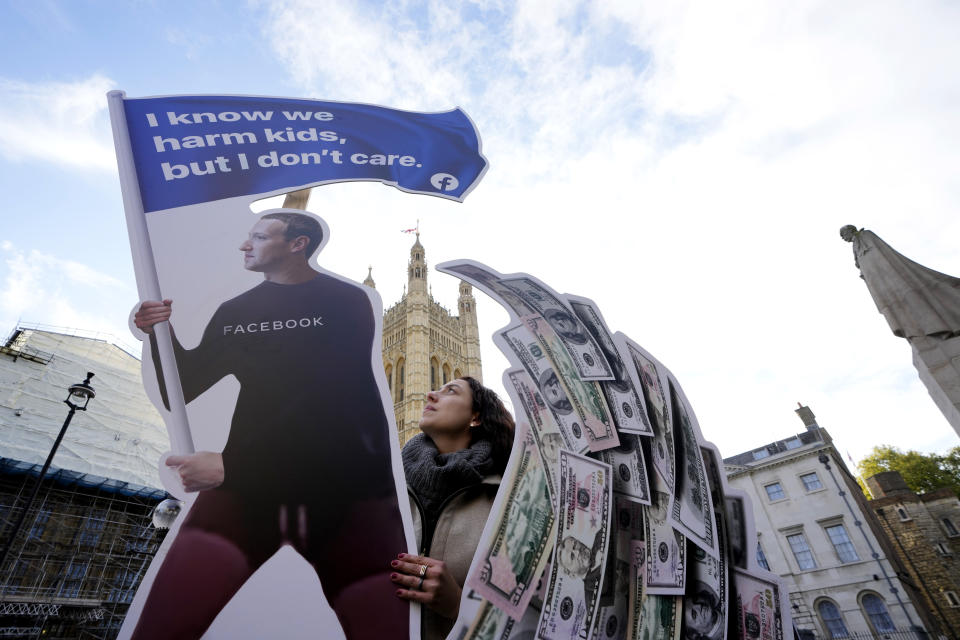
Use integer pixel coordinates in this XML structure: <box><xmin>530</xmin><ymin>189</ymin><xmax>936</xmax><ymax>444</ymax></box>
<box><xmin>390</xmin><ymin>376</ymin><xmax>515</xmax><ymax>640</ymax></box>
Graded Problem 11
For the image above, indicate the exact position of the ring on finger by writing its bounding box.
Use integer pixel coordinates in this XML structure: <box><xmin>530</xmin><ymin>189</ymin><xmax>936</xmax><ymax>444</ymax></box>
<box><xmin>416</xmin><ymin>576</ymin><xmax>425</xmax><ymax>590</ymax></box>
<box><xmin>418</xmin><ymin>564</ymin><xmax>428</xmax><ymax>577</ymax></box>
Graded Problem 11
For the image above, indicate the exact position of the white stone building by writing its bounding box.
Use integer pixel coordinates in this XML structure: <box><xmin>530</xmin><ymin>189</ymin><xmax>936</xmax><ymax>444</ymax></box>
<box><xmin>724</xmin><ymin>405</ymin><xmax>935</xmax><ymax>639</ymax></box>
<box><xmin>0</xmin><ymin>325</ymin><xmax>168</xmax><ymax>487</ymax></box>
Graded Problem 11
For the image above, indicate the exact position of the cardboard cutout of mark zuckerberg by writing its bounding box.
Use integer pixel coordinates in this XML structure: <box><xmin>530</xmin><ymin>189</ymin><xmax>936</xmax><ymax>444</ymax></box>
<box><xmin>109</xmin><ymin>93</ymin><xmax>488</xmax><ymax>639</ymax></box>
<box><xmin>130</xmin><ymin>210</ymin><xmax>410</xmax><ymax>640</ymax></box>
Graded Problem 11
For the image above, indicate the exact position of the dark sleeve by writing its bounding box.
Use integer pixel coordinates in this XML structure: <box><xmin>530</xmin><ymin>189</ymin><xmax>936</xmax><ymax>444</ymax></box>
<box><xmin>340</xmin><ymin>286</ymin><xmax>391</xmax><ymax>454</ymax></box>
<box><xmin>149</xmin><ymin>309</ymin><xmax>231</xmax><ymax>410</ymax></box>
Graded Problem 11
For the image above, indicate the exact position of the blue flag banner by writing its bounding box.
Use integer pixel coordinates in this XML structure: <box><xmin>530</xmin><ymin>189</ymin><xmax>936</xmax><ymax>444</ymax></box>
<box><xmin>122</xmin><ymin>95</ymin><xmax>487</xmax><ymax>212</ymax></box>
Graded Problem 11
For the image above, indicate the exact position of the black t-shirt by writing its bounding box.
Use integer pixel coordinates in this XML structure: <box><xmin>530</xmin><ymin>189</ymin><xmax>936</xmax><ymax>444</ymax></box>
<box><xmin>154</xmin><ymin>274</ymin><xmax>392</xmax><ymax>503</ymax></box>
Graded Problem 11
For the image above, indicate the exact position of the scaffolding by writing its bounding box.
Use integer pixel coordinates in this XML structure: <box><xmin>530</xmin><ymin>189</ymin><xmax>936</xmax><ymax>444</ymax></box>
<box><xmin>0</xmin><ymin>460</ymin><xmax>169</xmax><ymax>639</ymax></box>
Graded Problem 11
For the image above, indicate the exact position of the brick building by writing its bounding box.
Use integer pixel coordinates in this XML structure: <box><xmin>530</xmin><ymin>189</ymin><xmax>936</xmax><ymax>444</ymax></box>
<box><xmin>866</xmin><ymin>470</ymin><xmax>960</xmax><ymax>638</ymax></box>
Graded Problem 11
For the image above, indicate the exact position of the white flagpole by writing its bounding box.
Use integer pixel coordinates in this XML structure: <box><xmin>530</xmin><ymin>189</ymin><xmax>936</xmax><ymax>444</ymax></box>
<box><xmin>107</xmin><ymin>90</ymin><xmax>195</xmax><ymax>455</ymax></box>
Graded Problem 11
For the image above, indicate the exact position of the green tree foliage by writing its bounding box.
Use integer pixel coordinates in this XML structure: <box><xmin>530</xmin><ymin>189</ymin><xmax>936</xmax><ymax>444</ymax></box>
<box><xmin>858</xmin><ymin>445</ymin><xmax>960</xmax><ymax>497</ymax></box>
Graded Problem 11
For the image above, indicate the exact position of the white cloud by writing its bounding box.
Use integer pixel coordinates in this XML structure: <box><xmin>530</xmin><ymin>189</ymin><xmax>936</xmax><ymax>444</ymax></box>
<box><xmin>0</xmin><ymin>243</ymin><xmax>135</xmax><ymax>349</ymax></box>
<box><xmin>0</xmin><ymin>74</ymin><xmax>117</xmax><ymax>172</ymax></box>
<box><xmin>254</xmin><ymin>1</ymin><xmax>960</xmax><ymax>461</ymax></box>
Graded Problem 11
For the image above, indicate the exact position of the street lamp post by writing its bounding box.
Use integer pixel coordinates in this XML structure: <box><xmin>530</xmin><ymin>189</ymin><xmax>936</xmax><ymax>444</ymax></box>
<box><xmin>0</xmin><ymin>372</ymin><xmax>96</xmax><ymax>573</ymax></box>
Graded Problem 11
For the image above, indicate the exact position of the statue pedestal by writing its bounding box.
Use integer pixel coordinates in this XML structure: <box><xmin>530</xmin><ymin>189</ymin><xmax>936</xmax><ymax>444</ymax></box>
<box><xmin>911</xmin><ymin>334</ymin><xmax>960</xmax><ymax>437</ymax></box>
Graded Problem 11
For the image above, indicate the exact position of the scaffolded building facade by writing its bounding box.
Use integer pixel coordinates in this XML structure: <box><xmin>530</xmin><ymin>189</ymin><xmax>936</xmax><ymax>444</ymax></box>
<box><xmin>0</xmin><ymin>326</ymin><xmax>171</xmax><ymax>638</ymax></box>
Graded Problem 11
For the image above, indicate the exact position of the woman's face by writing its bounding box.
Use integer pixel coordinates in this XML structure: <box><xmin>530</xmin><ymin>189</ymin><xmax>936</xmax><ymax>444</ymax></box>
<box><xmin>420</xmin><ymin>379</ymin><xmax>477</xmax><ymax>436</ymax></box>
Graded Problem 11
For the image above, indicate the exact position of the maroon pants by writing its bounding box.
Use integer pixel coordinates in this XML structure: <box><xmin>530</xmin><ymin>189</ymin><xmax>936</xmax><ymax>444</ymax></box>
<box><xmin>131</xmin><ymin>488</ymin><xmax>408</xmax><ymax>639</ymax></box>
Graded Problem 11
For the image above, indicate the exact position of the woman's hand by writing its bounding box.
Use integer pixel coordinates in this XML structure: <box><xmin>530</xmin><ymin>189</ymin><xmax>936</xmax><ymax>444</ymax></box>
<box><xmin>166</xmin><ymin>451</ymin><xmax>224</xmax><ymax>492</ymax></box>
<box><xmin>391</xmin><ymin>553</ymin><xmax>462</xmax><ymax>619</ymax></box>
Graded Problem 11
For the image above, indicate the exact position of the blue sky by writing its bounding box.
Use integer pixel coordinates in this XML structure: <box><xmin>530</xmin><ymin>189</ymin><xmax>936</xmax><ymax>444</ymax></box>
<box><xmin>2</xmin><ymin>0</ymin><xmax>959</xmax><ymax>465</ymax></box>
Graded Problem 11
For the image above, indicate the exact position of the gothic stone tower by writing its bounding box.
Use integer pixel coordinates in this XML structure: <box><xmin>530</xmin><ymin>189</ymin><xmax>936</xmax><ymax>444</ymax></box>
<box><xmin>371</xmin><ymin>234</ymin><xmax>482</xmax><ymax>445</ymax></box>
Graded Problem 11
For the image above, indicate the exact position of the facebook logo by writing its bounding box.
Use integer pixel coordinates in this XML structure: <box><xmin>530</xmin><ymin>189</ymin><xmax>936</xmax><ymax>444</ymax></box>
<box><xmin>430</xmin><ymin>173</ymin><xmax>459</xmax><ymax>192</ymax></box>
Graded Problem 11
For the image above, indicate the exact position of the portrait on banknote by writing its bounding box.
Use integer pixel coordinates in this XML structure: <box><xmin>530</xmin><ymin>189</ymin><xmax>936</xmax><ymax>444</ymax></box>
<box><xmin>683</xmin><ymin>579</ymin><xmax>724</xmax><ymax>640</ymax></box>
<box><xmin>543</xmin><ymin>308</ymin><xmax>591</xmax><ymax>345</ymax></box>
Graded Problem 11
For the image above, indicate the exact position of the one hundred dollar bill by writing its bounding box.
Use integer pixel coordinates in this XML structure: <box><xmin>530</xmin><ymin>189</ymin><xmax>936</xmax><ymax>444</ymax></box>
<box><xmin>520</xmin><ymin>316</ymin><xmax>618</xmax><ymax>452</ymax></box>
<box><xmin>616</xmin><ymin>335</ymin><xmax>675</xmax><ymax>493</ymax></box>
<box><xmin>730</xmin><ymin>569</ymin><xmax>785</xmax><ymax>640</ymax></box>
<box><xmin>591</xmin><ymin>497</ymin><xmax>645</xmax><ymax>640</ymax></box>
<box><xmin>644</xmin><ymin>490</ymin><xmax>686</xmax><ymax>595</ymax></box>
<box><xmin>537</xmin><ymin>451</ymin><xmax>613</xmax><ymax>640</ymax></box>
<box><xmin>701</xmin><ymin>444</ymin><xmax>754</xmax><ymax>572</ymax></box>
<box><xmin>626</xmin><ymin>539</ymin><xmax>645</xmax><ymax>640</ymax></box>
<box><xmin>470</xmin><ymin>419</ymin><xmax>557</xmax><ymax>618</ymax></box>
<box><xmin>668</xmin><ymin>381</ymin><xmax>716</xmax><ymax>555</ymax></box>
<box><xmin>722</xmin><ymin>491</ymin><xmax>751</xmax><ymax>571</ymax></box>
<box><xmin>440</xmin><ymin>261</ymin><xmax>538</xmax><ymax>318</ymax></box>
<box><xmin>681</xmin><ymin>537</ymin><xmax>727</xmax><ymax>640</ymax></box>
<box><xmin>699</xmin><ymin>444</ymin><xmax>726</xmax><ymax>507</ymax></box>
<box><xmin>593</xmin><ymin>605</ymin><xmax>627</xmax><ymax>640</ymax></box>
<box><xmin>507</xmin><ymin>368</ymin><xmax>564</xmax><ymax>507</ymax></box>
<box><xmin>568</xmin><ymin>297</ymin><xmax>652</xmax><ymax>436</ymax></box>
<box><xmin>593</xmin><ymin>433</ymin><xmax>651</xmax><ymax>505</ymax></box>
<box><xmin>501</xmin><ymin>323</ymin><xmax>609</xmax><ymax>453</ymax></box>
<box><xmin>501</xmin><ymin>276</ymin><xmax>614</xmax><ymax>381</ymax></box>
<box><xmin>628</xmin><ymin>539</ymin><xmax>681</xmax><ymax>640</ymax></box>
<box><xmin>438</xmin><ymin>261</ymin><xmax>614</xmax><ymax>380</ymax></box>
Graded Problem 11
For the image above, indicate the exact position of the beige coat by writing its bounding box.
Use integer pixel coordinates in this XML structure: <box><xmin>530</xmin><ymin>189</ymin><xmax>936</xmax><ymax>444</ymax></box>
<box><xmin>409</xmin><ymin>475</ymin><xmax>501</xmax><ymax>640</ymax></box>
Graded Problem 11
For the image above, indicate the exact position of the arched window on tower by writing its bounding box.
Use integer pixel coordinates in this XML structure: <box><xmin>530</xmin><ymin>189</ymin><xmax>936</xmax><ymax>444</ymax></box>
<box><xmin>443</xmin><ymin>363</ymin><xmax>451</xmax><ymax>385</ymax></box>
<box><xmin>397</xmin><ymin>360</ymin><xmax>405</xmax><ymax>402</ymax></box>
<box><xmin>431</xmin><ymin>358</ymin><xmax>439</xmax><ymax>390</ymax></box>
<box><xmin>385</xmin><ymin>364</ymin><xmax>392</xmax><ymax>394</ymax></box>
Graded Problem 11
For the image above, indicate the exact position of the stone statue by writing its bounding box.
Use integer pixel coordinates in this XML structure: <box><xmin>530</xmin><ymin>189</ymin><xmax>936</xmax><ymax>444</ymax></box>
<box><xmin>841</xmin><ymin>225</ymin><xmax>960</xmax><ymax>435</ymax></box>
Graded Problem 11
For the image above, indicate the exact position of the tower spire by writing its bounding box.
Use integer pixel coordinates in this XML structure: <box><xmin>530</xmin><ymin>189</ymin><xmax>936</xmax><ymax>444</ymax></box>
<box><xmin>407</xmin><ymin>227</ymin><xmax>427</xmax><ymax>295</ymax></box>
<box><xmin>362</xmin><ymin>266</ymin><xmax>376</xmax><ymax>289</ymax></box>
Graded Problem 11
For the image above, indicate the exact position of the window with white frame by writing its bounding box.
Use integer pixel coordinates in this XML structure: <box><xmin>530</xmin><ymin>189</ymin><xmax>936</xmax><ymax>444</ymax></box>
<box><xmin>786</xmin><ymin>532</ymin><xmax>817</xmax><ymax>570</ymax></box>
<box><xmin>765</xmin><ymin>482</ymin><xmax>786</xmax><ymax>501</ymax></box>
<box><xmin>860</xmin><ymin>593</ymin><xmax>896</xmax><ymax>633</ymax></box>
<box><xmin>800</xmin><ymin>472</ymin><xmax>822</xmax><ymax>491</ymax></box>
<box><xmin>817</xmin><ymin>600</ymin><xmax>850</xmax><ymax>638</ymax></box>
<box><xmin>936</xmin><ymin>542</ymin><xmax>951</xmax><ymax>555</ymax></box>
<box><xmin>943</xmin><ymin>517</ymin><xmax>959</xmax><ymax>537</ymax></box>
<box><xmin>825</xmin><ymin>524</ymin><xmax>860</xmax><ymax>563</ymax></box>
<box><xmin>945</xmin><ymin>591</ymin><xmax>960</xmax><ymax>608</ymax></box>
<box><xmin>896</xmin><ymin>505</ymin><xmax>911</xmax><ymax>521</ymax></box>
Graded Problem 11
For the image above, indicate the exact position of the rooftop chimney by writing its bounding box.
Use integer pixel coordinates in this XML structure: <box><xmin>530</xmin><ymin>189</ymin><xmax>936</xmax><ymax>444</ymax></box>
<box><xmin>795</xmin><ymin>402</ymin><xmax>819</xmax><ymax>431</ymax></box>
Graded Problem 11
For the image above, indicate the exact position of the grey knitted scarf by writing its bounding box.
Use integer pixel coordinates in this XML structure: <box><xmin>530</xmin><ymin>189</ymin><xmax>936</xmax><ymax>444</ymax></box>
<box><xmin>402</xmin><ymin>433</ymin><xmax>495</xmax><ymax>524</ymax></box>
